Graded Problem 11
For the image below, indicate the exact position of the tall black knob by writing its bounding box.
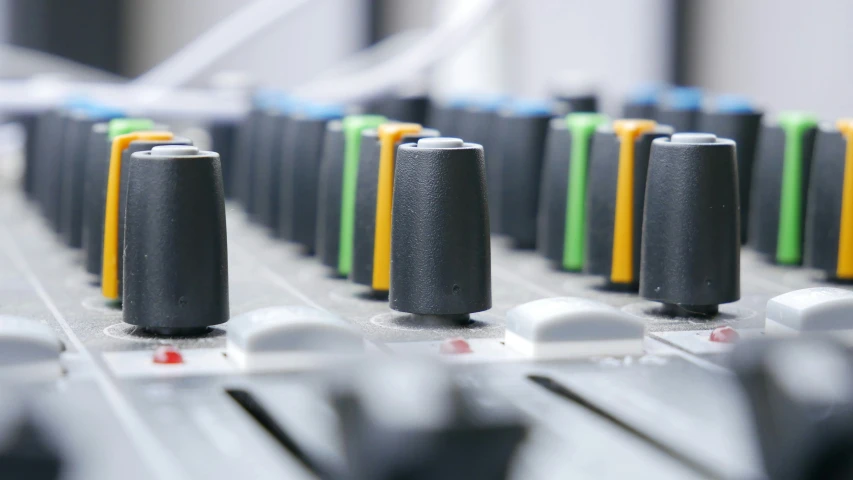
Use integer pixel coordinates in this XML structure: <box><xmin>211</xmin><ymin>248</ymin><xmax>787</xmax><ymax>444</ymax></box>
<box><xmin>116</xmin><ymin>137</ymin><xmax>193</xmax><ymax>297</ymax></box>
<box><xmin>17</xmin><ymin>112</ymin><xmax>39</xmax><ymax>198</ymax></box>
<box><xmin>233</xmin><ymin>91</ymin><xmax>292</xmax><ymax>215</ymax></box>
<box><xmin>731</xmin><ymin>338</ymin><xmax>853</xmax><ymax>480</ymax></box>
<box><xmin>39</xmin><ymin>110</ymin><xmax>72</xmax><ymax>231</ymax></box>
<box><xmin>58</xmin><ymin>107</ymin><xmax>123</xmax><ymax>248</ymax></box>
<box><xmin>80</xmin><ymin>122</ymin><xmax>110</xmax><ymax>272</ymax></box>
<box><xmin>697</xmin><ymin>96</ymin><xmax>763</xmax><ymax>244</ymax></box>
<box><xmin>586</xmin><ymin>120</ymin><xmax>672</xmax><ymax>290</ymax></box>
<box><xmin>32</xmin><ymin>110</ymin><xmax>62</xmax><ymax>215</ymax></box>
<box><xmin>494</xmin><ymin>101</ymin><xmax>553</xmax><ymax>247</ymax></box>
<box><xmin>251</xmin><ymin>108</ymin><xmax>289</xmax><ymax>228</ymax></box>
<box><xmin>232</xmin><ymin>105</ymin><xmax>262</xmax><ymax>206</ymax></box>
<box><xmin>277</xmin><ymin>105</ymin><xmax>343</xmax><ymax>250</ymax></box>
<box><xmin>750</xmin><ymin>112</ymin><xmax>818</xmax><ymax>265</ymax></box>
<box><xmin>455</xmin><ymin>97</ymin><xmax>506</xmax><ymax>151</ymax></box>
<box><xmin>390</xmin><ymin>138</ymin><xmax>491</xmax><ymax>320</ymax></box>
<box><xmin>122</xmin><ymin>145</ymin><xmax>229</xmax><ymax>335</ymax></box>
<box><xmin>332</xmin><ymin>359</ymin><xmax>526</xmax><ymax>480</ymax></box>
<box><xmin>456</xmin><ymin>96</ymin><xmax>506</xmax><ymax>233</ymax></box>
<box><xmin>640</xmin><ymin>133</ymin><xmax>740</xmax><ymax>316</ymax></box>
<box><xmin>805</xmin><ymin>120</ymin><xmax>853</xmax><ymax>282</ymax></box>
<box><xmin>209</xmin><ymin>119</ymin><xmax>239</xmax><ymax>198</ymax></box>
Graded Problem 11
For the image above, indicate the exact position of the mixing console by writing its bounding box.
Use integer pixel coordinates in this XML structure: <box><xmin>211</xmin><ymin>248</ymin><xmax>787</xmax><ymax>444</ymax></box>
<box><xmin>1</xmin><ymin>81</ymin><xmax>853</xmax><ymax>480</ymax></box>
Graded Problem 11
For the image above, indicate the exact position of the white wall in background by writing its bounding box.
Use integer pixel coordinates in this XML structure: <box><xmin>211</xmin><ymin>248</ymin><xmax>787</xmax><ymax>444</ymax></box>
<box><xmin>429</xmin><ymin>0</ymin><xmax>510</xmax><ymax>99</ymax></box>
<box><xmin>689</xmin><ymin>0</ymin><xmax>853</xmax><ymax>121</ymax></box>
<box><xmin>122</xmin><ymin>0</ymin><xmax>674</xmax><ymax>112</ymax></box>
<box><xmin>383</xmin><ymin>0</ymin><xmax>673</xmax><ymax>115</ymax></box>
<box><xmin>505</xmin><ymin>0</ymin><xmax>672</xmax><ymax>115</ymax></box>
<box><xmin>123</xmin><ymin>0</ymin><xmax>368</xmax><ymax>88</ymax></box>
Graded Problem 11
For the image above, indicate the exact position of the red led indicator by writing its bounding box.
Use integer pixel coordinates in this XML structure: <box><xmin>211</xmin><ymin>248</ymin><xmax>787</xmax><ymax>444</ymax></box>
<box><xmin>709</xmin><ymin>326</ymin><xmax>740</xmax><ymax>343</ymax></box>
<box><xmin>153</xmin><ymin>345</ymin><xmax>184</xmax><ymax>364</ymax></box>
<box><xmin>439</xmin><ymin>337</ymin><xmax>472</xmax><ymax>355</ymax></box>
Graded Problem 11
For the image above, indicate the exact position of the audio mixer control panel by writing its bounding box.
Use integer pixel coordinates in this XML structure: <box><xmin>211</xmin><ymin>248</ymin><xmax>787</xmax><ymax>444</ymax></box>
<box><xmin>1</xmin><ymin>86</ymin><xmax>853</xmax><ymax>480</ymax></box>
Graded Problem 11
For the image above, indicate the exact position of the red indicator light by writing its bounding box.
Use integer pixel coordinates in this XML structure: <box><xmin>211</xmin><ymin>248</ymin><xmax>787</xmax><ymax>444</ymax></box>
<box><xmin>709</xmin><ymin>326</ymin><xmax>739</xmax><ymax>343</ymax></box>
<box><xmin>153</xmin><ymin>345</ymin><xmax>184</xmax><ymax>364</ymax></box>
<box><xmin>439</xmin><ymin>337</ymin><xmax>472</xmax><ymax>354</ymax></box>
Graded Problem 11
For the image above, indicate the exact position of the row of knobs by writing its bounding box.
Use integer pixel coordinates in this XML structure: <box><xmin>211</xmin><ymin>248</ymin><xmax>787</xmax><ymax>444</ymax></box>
<box><xmin>428</xmin><ymin>95</ymin><xmax>742</xmax><ymax>316</ymax></box>
<box><xmin>428</xmin><ymin>90</ymin><xmax>853</xmax><ymax>315</ymax></box>
<box><xmin>222</xmin><ymin>90</ymin><xmax>752</xmax><ymax>320</ymax></box>
<box><xmin>17</xmin><ymin>90</ymin><xmax>851</xmax><ymax>335</ymax></box>
<box><xmin>621</xmin><ymin>88</ymin><xmax>853</xmax><ymax>283</ymax></box>
<box><xmin>216</xmin><ymin>88</ymin><xmax>849</xmax><ymax>320</ymax></box>
<box><xmin>228</xmin><ymin>94</ymin><xmax>492</xmax><ymax>321</ymax></box>
<box><xmin>21</xmin><ymin>106</ymin><xmax>229</xmax><ymax>335</ymax></box>
<box><xmin>12</xmin><ymin>91</ymin><xmax>852</xmax><ymax>480</ymax></box>
<box><xmin>18</xmin><ymin>94</ymin><xmax>493</xmax><ymax>335</ymax></box>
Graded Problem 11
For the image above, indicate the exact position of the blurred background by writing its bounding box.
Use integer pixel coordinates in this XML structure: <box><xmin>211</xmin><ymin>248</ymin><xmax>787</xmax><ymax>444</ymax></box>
<box><xmin>0</xmin><ymin>0</ymin><xmax>850</xmax><ymax>119</ymax></box>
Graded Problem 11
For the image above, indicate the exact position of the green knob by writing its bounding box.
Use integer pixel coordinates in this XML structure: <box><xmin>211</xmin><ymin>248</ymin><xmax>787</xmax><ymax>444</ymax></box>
<box><xmin>337</xmin><ymin>114</ymin><xmax>388</xmax><ymax>276</ymax></box>
<box><xmin>108</xmin><ymin>118</ymin><xmax>154</xmax><ymax>139</ymax></box>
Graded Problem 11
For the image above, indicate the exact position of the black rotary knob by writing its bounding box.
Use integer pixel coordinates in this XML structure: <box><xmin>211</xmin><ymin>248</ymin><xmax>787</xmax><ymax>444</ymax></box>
<box><xmin>805</xmin><ymin>120</ymin><xmax>853</xmax><ymax>281</ymax></box>
<box><xmin>209</xmin><ymin>119</ymin><xmax>239</xmax><ymax>198</ymax></box>
<box><xmin>750</xmin><ymin>112</ymin><xmax>818</xmax><ymax>265</ymax></box>
<box><xmin>456</xmin><ymin>96</ymin><xmax>506</xmax><ymax>152</ymax></box>
<box><xmin>697</xmin><ymin>96</ymin><xmax>763</xmax><ymax>244</ymax></box>
<box><xmin>640</xmin><ymin>133</ymin><xmax>740</xmax><ymax>316</ymax></box>
<box><xmin>250</xmin><ymin>107</ymin><xmax>289</xmax><ymax>226</ymax></box>
<box><xmin>17</xmin><ymin>112</ymin><xmax>39</xmax><ymax>199</ymax></box>
<box><xmin>276</xmin><ymin>104</ymin><xmax>344</xmax><ymax>250</ymax></box>
<box><xmin>233</xmin><ymin>91</ymin><xmax>294</xmax><ymax>216</ymax></box>
<box><xmin>232</xmin><ymin>104</ymin><xmax>262</xmax><ymax>206</ymax></box>
<box><xmin>122</xmin><ymin>145</ymin><xmax>229</xmax><ymax>335</ymax></box>
<box><xmin>390</xmin><ymin>138</ymin><xmax>491</xmax><ymax>319</ymax></box>
<box><xmin>456</xmin><ymin>96</ymin><xmax>506</xmax><ymax>233</ymax></box>
<box><xmin>315</xmin><ymin>119</ymin><xmax>345</xmax><ymax>269</ymax></box>
<box><xmin>585</xmin><ymin>120</ymin><xmax>672</xmax><ymax>290</ymax></box>
<box><xmin>80</xmin><ymin>122</ymin><xmax>110</xmax><ymax>271</ymax></box>
<box><xmin>33</xmin><ymin>110</ymin><xmax>68</xmax><ymax>229</ymax></box>
<box><xmin>116</xmin><ymin>137</ymin><xmax>193</xmax><ymax>298</ymax></box>
<box><xmin>32</xmin><ymin>110</ymin><xmax>63</xmax><ymax>215</ymax></box>
<box><xmin>40</xmin><ymin>110</ymin><xmax>75</xmax><ymax>233</ymax></box>
<box><xmin>493</xmin><ymin>100</ymin><xmax>554</xmax><ymax>247</ymax></box>
<box><xmin>58</xmin><ymin>107</ymin><xmax>123</xmax><ymax>248</ymax></box>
